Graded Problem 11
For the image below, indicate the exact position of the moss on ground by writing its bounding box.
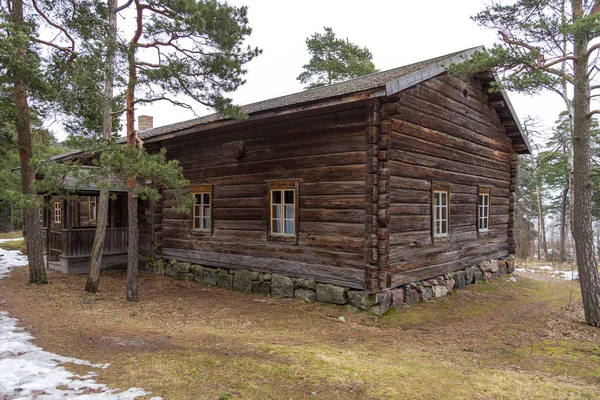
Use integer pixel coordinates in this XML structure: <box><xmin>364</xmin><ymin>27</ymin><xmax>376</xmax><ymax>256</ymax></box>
<box><xmin>0</xmin><ymin>239</ymin><xmax>26</xmax><ymax>252</ymax></box>
<box><xmin>0</xmin><ymin>266</ymin><xmax>598</xmax><ymax>399</ymax></box>
<box><xmin>0</xmin><ymin>231</ymin><xmax>23</xmax><ymax>240</ymax></box>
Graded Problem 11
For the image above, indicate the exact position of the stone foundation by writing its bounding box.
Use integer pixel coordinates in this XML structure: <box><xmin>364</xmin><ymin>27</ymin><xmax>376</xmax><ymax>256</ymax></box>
<box><xmin>144</xmin><ymin>256</ymin><xmax>515</xmax><ymax>315</ymax></box>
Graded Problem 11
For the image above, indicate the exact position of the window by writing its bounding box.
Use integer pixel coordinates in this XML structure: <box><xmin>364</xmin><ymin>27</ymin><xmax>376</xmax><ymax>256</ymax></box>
<box><xmin>478</xmin><ymin>188</ymin><xmax>491</xmax><ymax>232</ymax></box>
<box><xmin>433</xmin><ymin>190</ymin><xmax>449</xmax><ymax>237</ymax></box>
<box><xmin>271</xmin><ymin>189</ymin><xmax>295</xmax><ymax>235</ymax></box>
<box><xmin>267</xmin><ymin>180</ymin><xmax>298</xmax><ymax>241</ymax></box>
<box><xmin>88</xmin><ymin>196</ymin><xmax>97</xmax><ymax>221</ymax></box>
<box><xmin>192</xmin><ymin>185</ymin><xmax>212</xmax><ymax>232</ymax></box>
<box><xmin>53</xmin><ymin>201</ymin><xmax>62</xmax><ymax>224</ymax></box>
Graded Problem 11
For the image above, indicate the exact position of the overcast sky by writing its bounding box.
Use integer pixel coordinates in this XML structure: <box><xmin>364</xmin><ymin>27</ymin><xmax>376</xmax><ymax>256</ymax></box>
<box><xmin>127</xmin><ymin>0</ymin><xmax>566</xmax><ymax>143</ymax></box>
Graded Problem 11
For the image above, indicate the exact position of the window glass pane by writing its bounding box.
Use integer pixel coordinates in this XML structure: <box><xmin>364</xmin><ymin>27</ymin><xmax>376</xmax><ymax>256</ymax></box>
<box><xmin>442</xmin><ymin>192</ymin><xmax>447</xmax><ymax>206</ymax></box>
<box><xmin>272</xmin><ymin>217</ymin><xmax>281</xmax><ymax>233</ymax></box>
<box><xmin>273</xmin><ymin>204</ymin><xmax>282</xmax><ymax>219</ymax></box>
<box><xmin>203</xmin><ymin>193</ymin><xmax>210</xmax><ymax>205</ymax></box>
<box><xmin>284</xmin><ymin>190</ymin><xmax>294</xmax><ymax>205</ymax></box>
<box><xmin>442</xmin><ymin>220</ymin><xmax>447</xmax><ymax>234</ymax></box>
<box><xmin>194</xmin><ymin>217</ymin><xmax>201</xmax><ymax>229</ymax></box>
<box><xmin>273</xmin><ymin>190</ymin><xmax>282</xmax><ymax>204</ymax></box>
<box><xmin>284</xmin><ymin>219</ymin><xmax>294</xmax><ymax>234</ymax></box>
<box><xmin>285</xmin><ymin>205</ymin><xmax>294</xmax><ymax>220</ymax></box>
<box><xmin>203</xmin><ymin>205</ymin><xmax>210</xmax><ymax>218</ymax></box>
<box><xmin>434</xmin><ymin>192</ymin><xmax>440</xmax><ymax>206</ymax></box>
<box><xmin>203</xmin><ymin>217</ymin><xmax>210</xmax><ymax>229</ymax></box>
<box><xmin>195</xmin><ymin>194</ymin><xmax>202</xmax><ymax>203</ymax></box>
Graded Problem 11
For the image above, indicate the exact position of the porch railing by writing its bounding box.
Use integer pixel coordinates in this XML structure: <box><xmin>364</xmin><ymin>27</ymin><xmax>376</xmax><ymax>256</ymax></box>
<box><xmin>61</xmin><ymin>228</ymin><xmax>128</xmax><ymax>258</ymax></box>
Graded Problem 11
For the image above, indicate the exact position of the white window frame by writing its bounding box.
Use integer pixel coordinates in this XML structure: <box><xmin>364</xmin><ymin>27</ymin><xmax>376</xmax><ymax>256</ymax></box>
<box><xmin>192</xmin><ymin>191</ymin><xmax>211</xmax><ymax>232</ymax></box>
<box><xmin>266</xmin><ymin>180</ymin><xmax>299</xmax><ymax>242</ymax></box>
<box><xmin>433</xmin><ymin>190</ymin><xmax>449</xmax><ymax>238</ymax></box>
<box><xmin>88</xmin><ymin>196</ymin><xmax>97</xmax><ymax>221</ymax></box>
<box><xmin>270</xmin><ymin>188</ymin><xmax>296</xmax><ymax>236</ymax></box>
<box><xmin>53</xmin><ymin>201</ymin><xmax>62</xmax><ymax>224</ymax></box>
<box><xmin>478</xmin><ymin>191</ymin><xmax>490</xmax><ymax>232</ymax></box>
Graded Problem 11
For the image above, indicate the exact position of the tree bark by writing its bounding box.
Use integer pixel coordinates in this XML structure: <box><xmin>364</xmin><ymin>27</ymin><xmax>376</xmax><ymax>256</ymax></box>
<box><xmin>559</xmin><ymin>187</ymin><xmax>568</xmax><ymax>263</ymax></box>
<box><xmin>85</xmin><ymin>0</ymin><xmax>117</xmax><ymax>293</ymax></box>
<box><xmin>126</xmin><ymin>181</ymin><xmax>139</xmax><ymax>302</ymax></box>
<box><xmin>536</xmin><ymin>185</ymin><xmax>548</xmax><ymax>261</ymax></box>
<box><xmin>570</xmin><ymin>0</ymin><xmax>600</xmax><ymax>327</ymax></box>
<box><xmin>85</xmin><ymin>189</ymin><xmax>109</xmax><ymax>292</ymax></box>
<box><xmin>11</xmin><ymin>0</ymin><xmax>47</xmax><ymax>284</ymax></box>
<box><xmin>124</xmin><ymin>0</ymin><xmax>144</xmax><ymax>302</ymax></box>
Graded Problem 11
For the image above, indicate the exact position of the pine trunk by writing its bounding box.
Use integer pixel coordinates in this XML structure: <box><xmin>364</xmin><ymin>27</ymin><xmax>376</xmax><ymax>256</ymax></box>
<box><xmin>126</xmin><ymin>182</ymin><xmax>139</xmax><ymax>302</ymax></box>
<box><xmin>536</xmin><ymin>186</ymin><xmax>548</xmax><ymax>261</ymax></box>
<box><xmin>124</xmin><ymin>0</ymin><xmax>143</xmax><ymax>302</ymax></box>
<box><xmin>559</xmin><ymin>187</ymin><xmax>568</xmax><ymax>264</ymax></box>
<box><xmin>85</xmin><ymin>0</ymin><xmax>117</xmax><ymax>293</ymax></box>
<box><xmin>570</xmin><ymin>0</ymin><xmax>600</xmax><ymax>327</ymax></box>
<box><xmin>85</xmin><ymin>189</ymin><xmax>109</xmax><ymax>292</ymax></box>
<box><xmin>12</xmin><ymin>0</ymin><xmax>47</xmax><ymax>284</ymax></box>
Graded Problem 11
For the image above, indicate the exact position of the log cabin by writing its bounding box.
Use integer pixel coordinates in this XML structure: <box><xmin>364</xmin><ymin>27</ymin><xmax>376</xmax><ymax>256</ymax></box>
<box><xmin>132</xmin><ymin>46</ymin><xmax>530</xmax><ymax>298</ymax></box>
<box><xmin>48</xmin><ymin>48</ymin><xmax>530</xmax><ymax>312</ymax></box>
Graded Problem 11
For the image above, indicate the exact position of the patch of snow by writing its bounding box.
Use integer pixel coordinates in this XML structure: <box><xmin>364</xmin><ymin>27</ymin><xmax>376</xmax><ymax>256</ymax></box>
<box><xmin>515</xmin><ymin>268</ymin><xmax>535</xmax><ymax>273</ymax></box>
<box><xmin>551</xmin><ymin>270</ymin><xmax>579</xmax><ymax>280</ymax></box>
<box><xmin>0</xmin><ymin>248</ymin><xmax>28</xmax><ymax>280</ymax></box>
<box><xmin>0</xmin><ymin>238</ymin><xmax>24</xmax><ymax>243</ymax></box>
<box><xmin>0</xmin><ymin>247</ymin><xmax>162</xmax><ymax>399</ymax></box>
<box><xmin>514</xmin><ymin>266</ymin><xmax>579</xmax><ymax>281</ymax></box>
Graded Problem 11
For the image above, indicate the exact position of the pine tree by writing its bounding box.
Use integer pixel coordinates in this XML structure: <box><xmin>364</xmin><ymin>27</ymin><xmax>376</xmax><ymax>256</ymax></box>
<box><xmin>0</xmin><ymin>0</ymin><xmax>80</xmax><ymax>283</ymax></box>
<box><xmin>116</xmin><ymin>0</ymin><xmax>260</xmax><ymax>301</ymax></box>
<box><xmin>297</xmin><ymin>27</ymin><xmax>377</xmax><ymax>89</ymax></box>
<box><xmin>451</xmin><ymin>0</ymin><xmax>600</xmax><ymax>326</ymax></box>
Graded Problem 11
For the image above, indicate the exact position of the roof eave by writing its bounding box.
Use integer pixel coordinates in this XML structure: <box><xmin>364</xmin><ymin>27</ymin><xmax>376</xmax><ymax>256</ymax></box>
<box><xmin>384</xmin><ymin>46</ymin><xmax>484</xmax><ymax>96</ymax></box>
<box><xmin>492</xmin><ymin>74</ymin><xmax>532</xmax><ymax>155</ymax></box>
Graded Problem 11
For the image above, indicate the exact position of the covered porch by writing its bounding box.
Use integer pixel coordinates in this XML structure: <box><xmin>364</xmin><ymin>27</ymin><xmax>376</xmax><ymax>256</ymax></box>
<box><xmin>44</xmin><ymin>191</ymin><xmax>129</xmax><ymax>274</ymax></box>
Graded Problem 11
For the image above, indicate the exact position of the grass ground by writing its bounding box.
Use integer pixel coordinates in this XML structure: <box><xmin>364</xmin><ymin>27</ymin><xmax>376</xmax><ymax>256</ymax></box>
<box><xmin>0</xmin><ymin>231</ymin><xmax>25</xmax><ymax>252</ymax></box>
<box><xmin>0</xmin><ymin>259</ymin><xmax>598</xmax><ymax>399</ymax></box>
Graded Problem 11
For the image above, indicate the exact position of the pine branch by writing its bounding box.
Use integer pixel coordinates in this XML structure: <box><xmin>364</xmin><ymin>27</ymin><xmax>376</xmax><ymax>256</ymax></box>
<box><xmin>498</xmin><ymin>30</ymin><xmax>575</xmax><ymax>83</ymax></box>
<box><xmin>116</xmin><ymin>0</ymin><xmax>133</xmax><ymax>12</ymax></box>
<box><xmin>33</xmin><ymin>38</ymin><xmax>75</xmax><ymax>56</ymax></box>
<box><xmin>135</xmin><ymin>61</ymin><xmax>161</xmax><ymax>68</ymax></box>
<box><xmin>140</xmin><ymin>3</ymin><xmax>178</xmax><ymax>19</ymax></box>
<box><xmin>31</xmin><ymin>0</ymin><xmax>75</xmax><ymax>57</ymax></box>
<box><xmin>587</xmin><ymin>110</ymin><xmax>600</xmax><ymax>118</ymax></box>
<box><xmin>587</xmin><ymin>43</ymin><xmax>600</xmax><ymax>58</ymax></box>
<box><xmin>133</xmin><ymin>96</ymin><xmax>200</xmax><ymax>116</ymax></box>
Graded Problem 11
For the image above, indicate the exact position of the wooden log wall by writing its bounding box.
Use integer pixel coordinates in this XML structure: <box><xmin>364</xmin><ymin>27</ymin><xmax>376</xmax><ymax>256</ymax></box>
<box><xmin>386</xmin><ymin>73</ymin><xmax>515</xmax><ymax>288</ymax></box>
<box><xmin>150</xmin><ymin>103</ymin><xmax>369</xmax><ymax>289</ymax></box>
<box><xmin>364</xmin><ymin>99</ymin><xmax>400</xmax><ymax>292</ymax></box>
<box><xmin>139</xmin><ymin>199</ymin><xmax>156</xmax><ymax>257</ymax></box>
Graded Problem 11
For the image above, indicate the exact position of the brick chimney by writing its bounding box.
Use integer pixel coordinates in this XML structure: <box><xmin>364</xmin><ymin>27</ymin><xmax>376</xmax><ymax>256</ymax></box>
<box><xmin>138</xmin><ymin>115</ymin><xmax>154</xmax><ymax>131</ymax></box>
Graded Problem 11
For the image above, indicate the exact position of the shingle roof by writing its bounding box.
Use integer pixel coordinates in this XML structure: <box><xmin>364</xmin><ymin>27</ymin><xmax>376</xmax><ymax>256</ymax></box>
<box><xmin>138</xmin><ymin>47</ymin><xmax>482</xmax><ymax>141</ymax></box>
<box><xmin>54</xmin><ymin>46</ymin><xmax>529</xmax><ymax>157</ymax></box>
